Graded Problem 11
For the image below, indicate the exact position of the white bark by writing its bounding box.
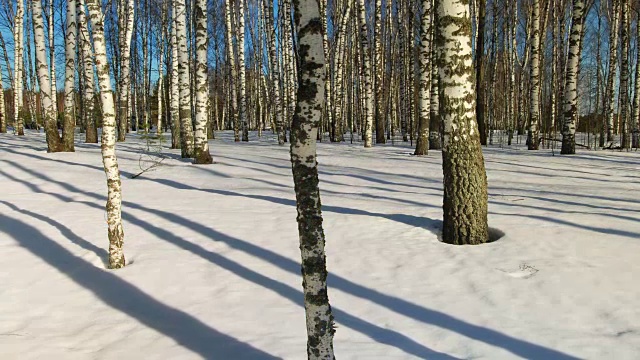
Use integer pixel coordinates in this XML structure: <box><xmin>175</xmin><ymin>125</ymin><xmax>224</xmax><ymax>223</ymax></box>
<box><xmin>170</xmin><ymin>3</ymin><xmax>180</xmax><ymax>149</ymax></box>
<box><xmin>356</xmin><ymin>0</ymin><xmax>374</xmax><ymax>147</ymax></box>
<box><xmin>14</xmin><ymin>0</ymin><xmax>25</xmax><ymax>135</ymax></box>
<box><xmin>86</xmin><ymin>0</ymin><xmax>126</xmax><ymax>269</ymax></box>
<box><xmin>237</xmin><ymin>0</ymin><xmax>248</xmax><ymax>141</ymax></box>
<box><xmin>604</xmin><ymin>0</ymin><xmax>620</xmax><ymax>143</ymax></box>
<box><xmin>63</xmin><ymin>0</ymin><xmax>77</xmax><ymax>151</ymax></box>
<box><xmin>78</xmin><ymin>0</ymin><xmax>97</xmax><ymax>143</ymax></box>
<box><xmin>117</xmin><ymin>0</ymin><xmax>135</xmax><ymax>141</ymax></box>
<box><xmin>193</xmin><ymin>0</ymin><xmax>212</xmax><ymax>163</ymax></box>
<box><xmin>175</xmin><ymin>0</ymin><xmax>194</xmax><ymax>157</ymax></box>
<box><xmin>528</xmin><ymin>0</ymin><xmax>541</xmax><ymax>150</ymax></box>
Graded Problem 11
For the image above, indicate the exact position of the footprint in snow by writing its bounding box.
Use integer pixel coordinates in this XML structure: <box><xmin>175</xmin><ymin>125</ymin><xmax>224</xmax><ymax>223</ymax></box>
<box><xmin>497</xmin><ymin>263</ymin><xmax>539</xmax><ymax>279</ymax></box>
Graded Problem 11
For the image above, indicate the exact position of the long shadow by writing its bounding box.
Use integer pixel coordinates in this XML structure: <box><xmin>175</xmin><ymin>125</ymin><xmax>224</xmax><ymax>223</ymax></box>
<box><xmin>0</xmin><ymin>213</ymin><xmax>279</xmax><ymax>359</ymax></box>
<box><xmin>2</xmin><ymin>164</ymin><xmax>580</xmax><ymax>359</ymax></box>
<box><xmin>0</xmin><ymin>174</ymin><xmax>456</xmax><ymax>359</ymax></box>
<box><xmin>0</xmin><ymin>200</ymin><xmax>108</xmax><ymax>263</ymax></box>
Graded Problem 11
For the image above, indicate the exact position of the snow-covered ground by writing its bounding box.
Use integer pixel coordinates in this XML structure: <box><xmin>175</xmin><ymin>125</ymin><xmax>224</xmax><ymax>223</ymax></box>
<box><xmin>1</xmin><ymin>131</ymin><xmax>639</xmax><ymax>359</ymax></box>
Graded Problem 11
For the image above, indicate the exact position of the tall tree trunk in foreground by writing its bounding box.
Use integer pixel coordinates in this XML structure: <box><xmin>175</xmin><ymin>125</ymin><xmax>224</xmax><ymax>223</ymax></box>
<box><xmin>414</xmin><ymin>0</ymin><xmax>433</xmax><ymax>155</ymax></box>
<box><xmin>78</xmin><ymin>0</ymin><xmax>97</xmax><ymax>143</ymax></box>
<box><xmin>175</xmin><ymin>0</ymin><xmax>194</xmax><ymax>157</ymax></box>
<box><xmin>289</xmin><ymin>0</ymin><xmax>336</xmax><ymax>357</ymax></box>
<box><xmin>561</xmin><ymin>0</ymin><xmax>587</xmax><ymax>154</ymax></box>
<box><xmin>528</xmin><ymin>0</ymin><xmax>541</xmax><ymax>150</ymax></box>
<box><xmin>48</xmin><ymin>0</ymin><xmax>56</xmax><ymax>101</ymax></box>
<box><xmin>475</xmin><ymin>0</ymin><xmax>487</xmax><ymax>145</ymax></box>
<box><xmin>87</xmin><ymin>0</ymin><xmax>126</xmax><ymax>269</ymax></box>
<box><xmin>436</xmin><ymin>0</ymin><xmax>489</xmax><ymax>245</ymax></box>
<box><xmin>193</xmin><ymin>0</ymin><xmax>212</xmax><ymax>164</ymax></box>
<box><xmin>32</xmin><ymin>0</ymin><xmax>62</xmax><ymax>152</ymax></box>
<box><xmin>62</xmin><ymin>0</ymin><xmax>77</xmax><ymax>151</ymax></box>
<box><xmin>14</xmin><ymin>0</ymin><xmax>25</xmax><ymax>135</ymax></box>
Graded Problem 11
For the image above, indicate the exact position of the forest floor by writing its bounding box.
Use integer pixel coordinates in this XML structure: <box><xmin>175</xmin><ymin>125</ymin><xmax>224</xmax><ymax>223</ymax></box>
<box><xmin>1</xmin><ymin>130</ymin><xmax>640</xmax><ymax>359</ymax></box>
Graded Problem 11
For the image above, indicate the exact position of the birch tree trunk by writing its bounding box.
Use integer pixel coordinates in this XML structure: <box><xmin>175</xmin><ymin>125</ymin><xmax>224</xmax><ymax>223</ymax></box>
<box><xmin>357</xmin><ymin>0</ymin><xmax>374</xmax><ymax>147</ymax></box>
<box><xmin>170</xmin><ymin>3</ymin><xmax>181</xmax><ymax>149</ymax></box>
<box><xmin>0</xmin><ymin>58</ymin><xmax>5</xmax><ymax>133</ymax></box>
<box><xmin>237</xmin><ymin>0</ymin><xmax>249</xmax><ymax>141</ymax></box>
<box><xmin>224</xmin><ymin>0</ymin><xmax>240</xmax><ymax>141</ymax></box>
<box><xmin>475</xmin><ymin>0</ymin><xmax>487</xmax><ymax>145</ymax></box>
<box><xmin>86</xmin><ymin>0</ymin><xmax>126</xmax><ymax>268</ymax></box>
<box><xmin>632</xmin><ymin>10</ymin><xmax>640</xmax><ymax>148</ymax></box>
<box><xmin>48</xmin><ymin>0</ymin><xmax>56</xmax><ymax>108</ymax></box>
<box><xmin>290</xmin><ymin>0</ymin><xmax>336</xmax><ymax>357</ymax></box>
<box><xmin>157</xmin><ymin>29</ymin><xmax>164</xmax><ymax>136</ymax></box>
<box><xmin>618</xmin><ymin>1</ymin><xmax>629</xmax><ymax>149</ymax></box>
<box><xmin>604</xmin><ymin>0</ymin><xmax>620</xmax><ymax>144</ymax></box>
<box><xmin>62</xmin><ymin>0</ymin><xmax>77</xmax><ymax>151</ymax></box>
<box><xmin>175</xmin><ymin>0</ymin><xmax>194</xmax><ymax>157</ymax></box>
<box><xmin>527</xmin><ymin>0</ymin><xmax>541</xmax><ymax>150</ymax></box>
<box><xmin>436</xmin><ymin>0</ymin><xmax>489</xmax><ymax>245</ymax></box>
<box><xmin>429</xmin><ymin>41</ymin><xmax>441</xmax><ymax>150</ymax></box>
<box><xmin>78</xmin><ymin>0</ymin><xmax>97</xmax><ymax>143</ymax></box>
<box><xmin>374</xmin><ymin>0</ymin><xmax>385</xmax><ymax>144</ymax></box>
<box><xmin>14</xmin><ymin>0</ymin><xmax>25</xmax><ymax>135</ymax></box>
<box><xmin>193</xmin><ymin>0</ymin><xmax>212</xmax><ymax>164</ymax></box>
<box><xmin>561</xmin><ymin>0</ymin><xmax>586</xmax><ymax>154</ymax></box>
<box><xmin>117</xmin><ymin>0</ymin><xmax>135</xmax><ymax>141</ymax></box>
<box><xmin>263</xmin><ymin>0</ymin><xmax>285</xmax><ymax>144</ymax></box>
<box><xmin>32</xmin><ymin>0</ymin><xmax>62</xmax><ymax>152</ymax></box>
<box><xmin>414</xmin><ymin>0</ymin><xmax>433</xmax><ymax>155</ymax></box>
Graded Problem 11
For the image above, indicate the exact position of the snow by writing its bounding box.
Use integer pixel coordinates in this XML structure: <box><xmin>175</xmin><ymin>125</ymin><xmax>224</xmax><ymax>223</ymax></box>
<box><xmin>1</xmin><ymin>130</ymin><xmax>639</xmax><ymax>359</ymax></box>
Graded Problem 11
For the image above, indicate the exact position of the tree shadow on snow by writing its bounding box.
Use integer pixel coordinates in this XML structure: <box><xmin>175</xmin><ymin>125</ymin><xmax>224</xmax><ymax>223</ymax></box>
<box><xmin>0</xmin><ymin>213</ymin><xmax>280</xmax><ymax>360</ymax></box>
<box><xmin>1</xmin><ymin>162</ymin><xmax>580</xmax><ymax>359</ymax></box>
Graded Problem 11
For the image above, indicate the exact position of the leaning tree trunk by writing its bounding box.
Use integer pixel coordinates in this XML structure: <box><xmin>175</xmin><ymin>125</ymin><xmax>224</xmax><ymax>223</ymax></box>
<box><xmin>62</xmin><ymin>0</ymin><xmax>77</xmax><ymax>151</ymax></box>
<box><xmin>193</xmin><ymin>0</ymin><xmax>212</xmax><ymax>164</ymax></box>
<box><xmin>289</xmin><ymin>0</ymin><xmax>336</xmax><ymax>357</ymax></box>
<box><xmin>436</xmin><ymin>0</ymin><xmax>489</xmax><ymax>245</ymax></box>
<box><xmin>414</xmin><ymin>0</ymin><xmax>433</xmax><ymax>155</ymax></box>
<box><xmin>86</xmin><ymin>0</ymin><xmax>126</xmax><ymax>269</ymax></box>
<box><xmin>175</xmin><ymin>0</ymin><xmax>194</xmax><ymax>157</ymax></box>
<box><xmin>561</xmin><ymin>0</ymin><xmax>587</xmax><ymax>155</ymax></box>
<box><xmin>527</xmin><ymin>0</ymin><xmax>541</xmax><ymax>150</ymax></box>
<box><xmin>32</xmin><ymin>0</ymin><xmax>63</xmax><ymax>153</ymax></box>
<box><xmin>14</xmin><ymin>0</ymin><xmax>25</xmax><ymax>135</ymax></box>
<box><xmin>78</xmin><ymin>0</ymin><xmax>97</xmax><ymax>143</ymax></box>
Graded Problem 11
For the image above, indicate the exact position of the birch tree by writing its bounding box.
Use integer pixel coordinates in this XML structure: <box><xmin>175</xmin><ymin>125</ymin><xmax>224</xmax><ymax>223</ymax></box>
<box><xmin>193</xmin><ymin>0</ymin><xmax>212</xmax><ymax>164</ymax></box>
<box><xmin>170</xmin><ymin>3</ymin><xmax>181</xmax><ymax>149</ymax></box>
<box><xmin>603</xmin><ymin>0</ymin><xmax>620</xmax><ymax>145</ymax></box>
<box><xmin>632</xmin><ymin>8</ymin><xmax>640</xmax><ymax>148</ymax></box>
<box><xmin>618</xmin><ymin>0</ymin><xmax>629</xmax><ymax>149</ymax></box>
<box><xmin>528</xmin><ymin>0</ymin><xmax>541</xmax><ymax>150</ymax></box>
<box><xmin>62</xmin><ymin>0</ymin><xmax>77</xmax><ymax>151</ymax></box>
<box><xmin>289</xmin><ymin>0</ymin><xmax>336</xmax><ymax>357</ymax></box>
<box><xmin>86</xmin><ymin>0</ymin><xmax>126</xmax><ymax>269</ymax></box>
<box><xmin>414</xmin><ymin>0</ymin><xmax>433</xmax><ymax>155</ymax></box>
<box><xmin>561</xmin><ymin>0</ymin><xmax>587</xmax><ymax>154</ymax></box>
<box><xmin>237</xmin><ymin>0</ymin><xmax>248</xmax><ymax>141</ymax></box>
<box><xmin>78</xmin><ymin>0</ymin><xmax>97</xmax><ymax>143</ymax></box>
<box><xmin>436</xmin><ymin>0</ymin><xmax>489</xmax><ymax>244</ymax></box>
<box><xmin>175</xmin><ymin>0</ymin><xmax>194</xmax><ymax>157</ymax></box>
<box><xmin>0</xmin><ymin>52</ymin><xmax>5</xmax><ymax>133</ymax></box>
<box><xmin>14</xmin><ymin>0</ymin><xmax>25</xmax><ymax>135</ymax></box>
<box><xmin>117</xmin><ymin>0</ymin><xmax>135</xmax><ymax>141</ymax></box>
<box><xmin>31</xmin><ymin>0</ymin><xmax>62</xmax><ymax>152</ymax></box>
<box><xmin>357</xmin><ymin>0</ymin><xmax>374</xmax><ymax>148</ymax></box>
<box><xmin>475</xmin><ymin>0</ymin><xmax>487</xmax><ymax>145</ymax></box>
